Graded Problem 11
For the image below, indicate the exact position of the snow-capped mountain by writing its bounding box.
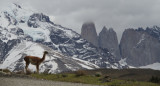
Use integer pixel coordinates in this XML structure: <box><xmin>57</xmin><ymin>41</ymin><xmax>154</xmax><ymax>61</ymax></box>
<box><xmin>0</xmin><ymin>4</ymin><xmax>126</xmax><ymax>73</ymax></box>
<box><xmin>0</xmin><ymin>41</ymin><xmax>99</xmax><ymax>73</ymax></box>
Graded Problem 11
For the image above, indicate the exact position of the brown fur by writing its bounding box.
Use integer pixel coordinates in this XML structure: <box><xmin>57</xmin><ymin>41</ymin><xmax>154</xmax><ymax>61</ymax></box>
<box><xmin>24</xmin><ymin>51</ymin><xmax>48</xmax><ymax>74</ymax></box>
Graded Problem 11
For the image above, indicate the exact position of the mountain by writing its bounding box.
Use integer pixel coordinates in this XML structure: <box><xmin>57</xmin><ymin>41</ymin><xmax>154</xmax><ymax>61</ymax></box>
<box><xmin>120</xmin><ymin>27</ymin><xmax>160</xmax><ymax>67</ymax></box>
<box><xmin>81</xmin><ymin>22</ymin><xmax>99</xmax><ymax>47</ymax></box>
<box><xmin>0</xmin><ymin>4</ymin><xmax>125</xmax><ymax>73</ymax></box>
<box><xmin>0</xmin><ymin>41</ymin><xmax>99</xmax><ymax>73</ymax></box>
<box><xmin>99</xmin><ymin>27</ymin><xmax>121</xmax><ymax>60</ymax></box>
<box><xmin>79</xmin><ymin>21</ymin><xmax>160</xmax><ymax>69</ymax></box>
<box><xmin>81</xmin><ymin>23</ymin><xmax>121</xmax><ymax>60</ymax></box>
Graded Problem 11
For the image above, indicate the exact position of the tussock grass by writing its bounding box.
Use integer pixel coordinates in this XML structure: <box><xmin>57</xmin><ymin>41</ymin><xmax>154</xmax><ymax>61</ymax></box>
<box><xmin>31</xmin><ymin>73</ymin><xmax>160</xmax><ymax>86</ymax></box>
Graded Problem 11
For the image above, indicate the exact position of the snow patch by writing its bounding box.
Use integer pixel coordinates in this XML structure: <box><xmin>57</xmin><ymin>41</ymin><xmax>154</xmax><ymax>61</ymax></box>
<box><xmin>72</xmin><ymin>56</ymin><xmax>99</xmax><ymax>69</ymax></box>
<box><xmin>119</xmin><ymin>58</ymin><xmax>127</xmax><ymax>66</ymax></box>
<box><xmin>139</xmin><ymin>62</ymin><xmax>160</xmax><ymax>70</ymax></box>
<box><xmin>137</xmin><ymin>34</ymin><xmax>145</xmax><ymax>45</ymax></box>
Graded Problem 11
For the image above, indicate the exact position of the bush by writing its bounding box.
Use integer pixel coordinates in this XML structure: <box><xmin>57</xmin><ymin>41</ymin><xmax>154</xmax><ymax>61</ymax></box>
<box><xmin>75</xmin><ymin>70</ymin><xmax>87</xmax><ymax>77</ymax></box>
<box><xmin>100</xmin><ymin>75</ymin><xmax>112</xmax><ymax>83</ymax></box>
<box><xmin>3</xmin><ymin>69</ymin><xmax>11</xmax><ymax>73</ymax></box>
<box><xmin>62</xmin><ymin>74</ymin><xmax>68</xmax><ymax>77</ymax></box>
<box><xmin>15</xmin><ymin>70</ymin><xmax>25</xmax><ymax>74</ymax></box>
<box><xmin>149</xmin><ymin>76</ymin><xmax>160</xmax><ymax>83</ymax></box>
<box><xmin>95</xmin><ymin>72</ymin><xmax>102</xmax><ymax>77</ymax></box>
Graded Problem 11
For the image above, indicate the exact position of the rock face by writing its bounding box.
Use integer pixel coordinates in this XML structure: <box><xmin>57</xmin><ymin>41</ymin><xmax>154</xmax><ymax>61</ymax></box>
<box><xmin>120</xmin><ymin>28</ymin><xmax>160</xmax><ymax>67</ymax></box>
<box><xmin>99</xmin><ymin>27</ymin><xmax>121</xmax><ymax>60</ymax></box>
<box><xmin>145</xmin><ymin>26</ymin><xmax>160</xmax><ymax>41</ymax></box>
<box><xmin>0</xmin><ymin>39</ymin><xmax>20</xmax><ymax>62</ymax></box>
<box><xmin>81</xmin><ymin>22</ymin><xmax>99</xmax><ymax>47</ymax></box>
<box><xmin>81</xmin><ymin>24</ymin><xmax>121</xmax><ymax>60</ymax></box>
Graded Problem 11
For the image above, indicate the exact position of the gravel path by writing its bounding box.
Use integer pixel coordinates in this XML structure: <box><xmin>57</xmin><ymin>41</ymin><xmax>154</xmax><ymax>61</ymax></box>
<box><xmin>0</xmin><ymin>77</ymin><xmax>101</xmax><ymax>86</ymax></box>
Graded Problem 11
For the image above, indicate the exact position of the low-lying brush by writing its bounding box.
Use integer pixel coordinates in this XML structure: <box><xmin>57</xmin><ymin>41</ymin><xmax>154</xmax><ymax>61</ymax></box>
<box><xmin>95</xmin><ymin>72</ymin><xmax>102</xmax><ymax>77</ymax></box>
<box><xmin>2</xmin><ymin>69</ymin><xmax>11</xmax><ymax>73</ymax></box>
<box><xmin>75</xmin><ymin>70</ymin><xmax>87</xmax><ymax>77</ymax></box>
<box><xmin>149</xmin><ymin>76</ymin><xmax>160</xmax><ymax>84</ymax></box>
<box><xmin>31</xmin><ymin>73</ymin><xmax>160</xmax><ymax>86</ymax></box>
<box><xmin>61</xmin><ymin>74</ymin><xmax>68</xmax><ymax>77</ymax></box>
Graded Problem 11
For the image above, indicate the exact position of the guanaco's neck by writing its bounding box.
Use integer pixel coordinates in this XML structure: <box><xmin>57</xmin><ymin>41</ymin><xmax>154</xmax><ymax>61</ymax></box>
<box><xmin>40</xmin><ymin>53</ymin><xmax>46</xmax><ymax>63</ymax></box>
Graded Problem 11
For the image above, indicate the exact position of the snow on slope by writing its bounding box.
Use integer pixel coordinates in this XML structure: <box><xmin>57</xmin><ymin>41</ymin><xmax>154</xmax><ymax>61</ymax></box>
<box><xmin>0</xmin><ymin>3</ymin><xmax>51</xmax><ymax>42</ymax></box>
<box><xmin>0</xmin><ymin>41</ymin><xmax>99</xmax><ymax>73</ymax></box>
<box><xmin>139</xmin><ymin>63</ymin><xmax>160</xmax><ymax>70</ymax></box>
<box><xmin>119</xmin><ymin>58</ymin><xmax>127</xmax><ymax>67</ymax></box>
<box><xmin>19</xmin><ymin>23</ymin><xmax>51</xmax><ymax>42</ymax></box>
<box><xmin>119</xmin><ymin>58</ymin><xmax>160</xmax><ymax>70</ymax></box>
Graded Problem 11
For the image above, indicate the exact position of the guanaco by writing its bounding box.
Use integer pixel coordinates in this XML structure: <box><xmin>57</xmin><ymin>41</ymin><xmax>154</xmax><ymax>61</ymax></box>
<box><xmin>24</xmin><ymin>51</ymin><xmax>48</xmax><ymax>74</ymax></box>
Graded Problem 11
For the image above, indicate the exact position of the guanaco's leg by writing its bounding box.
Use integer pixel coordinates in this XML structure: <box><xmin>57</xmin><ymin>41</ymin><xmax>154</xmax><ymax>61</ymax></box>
<box><xmin>36</xmin><ymin>64</ymin><xmax>39</xmax><ymax>74</ymax></box>
<box><xmin>25</xmin><ymin>62</ymin><xmax>29</xmax><ymax>73</ymax></box>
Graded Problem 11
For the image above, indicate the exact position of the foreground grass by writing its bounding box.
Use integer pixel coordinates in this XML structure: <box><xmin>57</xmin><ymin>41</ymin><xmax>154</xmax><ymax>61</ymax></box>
<box><xmin>31</xmin><ymin>73</ymin><xmax>160</xmax><ymax>86</ymax></box>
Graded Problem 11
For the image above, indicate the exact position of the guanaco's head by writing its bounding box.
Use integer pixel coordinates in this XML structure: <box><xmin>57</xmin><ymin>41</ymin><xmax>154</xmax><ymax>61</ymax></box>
<box><xmin>44</xmin><ymin>51</ymin><xmax>48</xmax><ymax>54</ymax></box>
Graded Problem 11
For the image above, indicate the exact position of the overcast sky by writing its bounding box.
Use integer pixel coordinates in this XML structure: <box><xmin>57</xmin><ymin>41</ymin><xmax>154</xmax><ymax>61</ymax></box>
<box><xmin>1</xmin><ymin>0</ymin><xmax>160</xmax><ymax>41</ymax></box>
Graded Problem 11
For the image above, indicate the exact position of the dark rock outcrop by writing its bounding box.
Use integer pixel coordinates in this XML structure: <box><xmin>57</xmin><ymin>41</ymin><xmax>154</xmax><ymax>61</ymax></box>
<box><xmin>120</xmin><ymin>29</ymin><xmax>160</xmax><ymax>67</ymax></box>
<box><xmin>99</xmin><ymin>27</ymin><xmax>121</xmax><ymax>60</ymax></box>
<box><xmin>27</xmin><ymin>13</ymin><xmax>52</xmax><ymax>28</ymax></box>
<box><xmin>0</xmin><ymin>39</ymin><xmax>20</xmax><ymax>62</ymax></box>
<box><xmin>145</xmin><ymin>26</ymin><xmax>160</xmax><ymax>41</ymax></box>
<box><xmin>81</xmin><ymin>22</ymin><xmax>99</xmax><ymax>47</ymax></box>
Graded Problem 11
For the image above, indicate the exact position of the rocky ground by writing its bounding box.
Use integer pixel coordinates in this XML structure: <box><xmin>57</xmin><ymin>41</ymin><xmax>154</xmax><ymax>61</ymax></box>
<box><xmin>0</xmin><ymin>77</ymin><xmax>100</xmax><ymax>86</ymax></box>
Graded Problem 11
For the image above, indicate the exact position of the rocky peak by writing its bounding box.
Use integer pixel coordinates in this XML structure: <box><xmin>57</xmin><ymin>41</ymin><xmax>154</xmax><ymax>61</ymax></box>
<box><xmin>81</xmin><ymin>22</ymin><xmax>98</xmax><ymax>47</ymax></box>
<box><xmin>27</xmin><ymin>13</ymin><xmax>53</xmax><ymax>28</ymax></box>
<box><xmin>145</xmin><ymin>26</ymin><xmax>160</xmax><ymax>41</ymax></box>
<box><xmin>13</xmin><ymin>3</ymin><xmax>22</xmax><ymax>9</ymax></box>
<box><xmin>99</xmin><ymin>26</ymin><xmax>121</xmax><ymax>60</ymax></box>
<box><xmin>101</xmin><ymin>26</ymin><xmax>107</xmax><ymax>32</ymax></box>
<box><xmin>120</xmin><ymin>28</ymin><xmax>160</xmax><ymax>67</ymax></box>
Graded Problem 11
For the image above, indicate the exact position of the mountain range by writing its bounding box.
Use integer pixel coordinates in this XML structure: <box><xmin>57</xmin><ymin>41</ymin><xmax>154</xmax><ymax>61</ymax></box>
<box><xmin>81</xmin><ymin>22</ymin><xmax>160</xmax><ymax>68</ymax></box>
<box><xmin>0</xmin><ymin>3</ymin><xmax>159</xmax><ymax>73</ymax></box>
<box><xmin>0</xmin><ymin>4</ymin><xmax>126</xmax><ymax>73</ymax></box>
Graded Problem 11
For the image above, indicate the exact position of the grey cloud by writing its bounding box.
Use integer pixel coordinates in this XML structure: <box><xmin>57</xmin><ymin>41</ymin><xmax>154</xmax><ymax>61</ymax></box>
<box><xmin>1</xmin><ymin>0</ymin><xmax>160</xmax><ymax>41</ymax></box>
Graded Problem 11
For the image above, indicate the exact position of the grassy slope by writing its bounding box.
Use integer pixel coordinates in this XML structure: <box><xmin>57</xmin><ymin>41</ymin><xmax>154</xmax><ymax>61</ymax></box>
<box><xmin>84</xmin><ymin>69</ymin><xmax>160</xmax><ymax>81</ymax></box>
<box><xmin>31</xmin><ymin>69</ymin><xmax>160</xmax><ymax>86</ymax></box>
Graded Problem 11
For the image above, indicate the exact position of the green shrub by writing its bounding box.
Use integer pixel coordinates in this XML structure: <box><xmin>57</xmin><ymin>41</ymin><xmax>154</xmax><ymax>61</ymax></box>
<box><xmin>62</xmin><ymin>74</ymin><xmax>68</xmax><ymax>77</ymax></box>
<box><xmin>95</xmin><ymin>72</ymin><xmax>102</xmax><ymax>77</ymax></box>
<box><xmin>75</xmin><ymin>70</ymin><xmax>87</xmax><ymax>77</ymax></box>
<box><xmin>100</xmin><ymin>75</ymin><xmax>112</xmax><ymax>82</ymax></box>
<box><xmin>3</xmin><ymin>69</ymin><xmax>11</xmax><ymax>73</ymax></box>
<box><xmin>149</xmin><ymin>76</ymin><xmax>160</xmax><ymax>83</ymax></box>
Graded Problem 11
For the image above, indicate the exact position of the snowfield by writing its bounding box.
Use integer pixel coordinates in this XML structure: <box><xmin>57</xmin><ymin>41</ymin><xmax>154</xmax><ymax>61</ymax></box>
<box><xmin>139</xmin><ymin>63</ymin><xmax>160</xmax><ymax>70</ymax></box>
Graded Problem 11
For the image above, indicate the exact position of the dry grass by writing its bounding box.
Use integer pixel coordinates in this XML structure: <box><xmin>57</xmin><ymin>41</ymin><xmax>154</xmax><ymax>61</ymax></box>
<box><xmin>75</xmin><ymin>70</ymin><xmax>87</xmax><ymax>77</ymax></box>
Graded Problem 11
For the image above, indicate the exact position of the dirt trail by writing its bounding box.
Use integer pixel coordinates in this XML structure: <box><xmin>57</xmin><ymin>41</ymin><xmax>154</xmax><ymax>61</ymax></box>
<box><xmin>0</xmin><ymin>77</ymin><xmax>101</xmax><ymax>86</ymax></box>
